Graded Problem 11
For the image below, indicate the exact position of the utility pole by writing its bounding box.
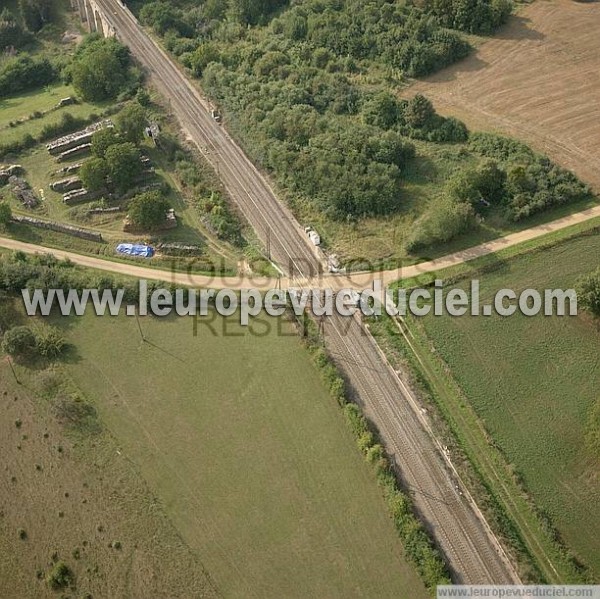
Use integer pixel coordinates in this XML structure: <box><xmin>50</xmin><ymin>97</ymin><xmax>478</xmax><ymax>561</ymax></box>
<box><xmin>267</xmin><ymin>227</ymin><xmax>271</xmax><ymax>261</ymax></box>
<box><xmin>7</xmin><ymin>356</ymin><xmax>20</xmax><ymax>385</ymax></box>
<box><xmin>134</xmin><ymin>312</ymin><xmax>146</xmax><ymax>343</ymax></box>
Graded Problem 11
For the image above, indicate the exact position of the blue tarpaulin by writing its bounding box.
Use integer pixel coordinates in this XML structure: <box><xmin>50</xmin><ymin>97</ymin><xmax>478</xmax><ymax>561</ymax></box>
<box><xmin>116</xmin><ymin>243</ymin><xmax>155</xmax><ymax>258</ymax></box>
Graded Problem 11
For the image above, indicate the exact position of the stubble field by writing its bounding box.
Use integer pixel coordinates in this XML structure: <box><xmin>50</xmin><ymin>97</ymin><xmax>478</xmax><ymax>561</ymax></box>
<box><xmin>408</xmin><ymin>0</ymin><xmax>600</xmax><ymax>192</ymax></box>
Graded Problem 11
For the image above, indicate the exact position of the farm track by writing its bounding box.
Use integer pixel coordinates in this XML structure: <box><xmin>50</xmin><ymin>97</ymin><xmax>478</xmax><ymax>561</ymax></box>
<box><xmin>74</xmin><ymin>0</ymin><xmax>519</xmax><ymax>584</ymax></box>
<box><xmin>407</xmin><ymin>0</ymin><xmax>600</xmax><ymax>192</ymax></box>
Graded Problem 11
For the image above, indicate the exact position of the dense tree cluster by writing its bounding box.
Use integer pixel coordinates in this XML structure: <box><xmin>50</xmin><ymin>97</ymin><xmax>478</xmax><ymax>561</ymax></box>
<box><xmin>0</xmin><ymin>7</ymin><xmax>28</xmax><ymax>50</ymax></box>
<box><xmin>80</xmin><ymin>104</ymin><xmax>148</xmax><ymax>194</ymax></box>
<box><xmin>273</xmin><ymin>0</ymin><xmax>471</xmax><ymax>78</ymax></box>
<box><xmin>133</xmin><ymin>0</ymin><xmax>476</xmax><ymax>220</ymax></box>
<box><xmin>82</xmin><ymin>133</ymin><xmax>143</xmax><ymax>193</ymax></box>
<box><xmin>270</xmin><ymin>125</ymin><xmax>416</xmax><ymax>218</ymax></box>
<box><xmin>0</xmin><ymin>55</ymin><xmax>55</xmax><ymax>98</ymax></box>
<box><xmin>469</xmin><ymin>133</ymin><xmax>592</xmax><ymax>220</ymax></box>
<box><xmin>419</xmin><ymin>0</ymin><xmax>513</xmax><ymax>35</ymax></box>
<box><xmin>127</xmin><ymin>190</ymin><xmax>172</xmax><ymax>231</ymax></box>
<box><xmin>19</xmin><ymin>0</ymin><xmax>52</xmax><ymax>32</ymax></box>
<box><xmin>68</xmin><ymin>36</ymin><xmax>135</xmax><ymax>102</ymax></box>
<box><xmin>0</xmin><ymin>0</ymin><xmax>53</xmax><ymax>51</ymax></box>
<box><xmin>140</xmin><ymin>0</ymin><xmax>286</xmax><ymax>30</ymax></box>
<box><xmin>363</xmin><ymin>93</ymin><xmax>468</xmax><ymax>143</ymax></box>
<box><xmin>80</xmin><ymin>115</ymin><xmax>148</xmax><ymax>194</ymax></box>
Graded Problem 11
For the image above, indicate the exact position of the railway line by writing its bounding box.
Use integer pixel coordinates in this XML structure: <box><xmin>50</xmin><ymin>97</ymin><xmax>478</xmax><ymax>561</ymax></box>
<box><xmin>59</xmin><ymin>0</ymin><xmax>522</xmax><ymax>583</ymax></box>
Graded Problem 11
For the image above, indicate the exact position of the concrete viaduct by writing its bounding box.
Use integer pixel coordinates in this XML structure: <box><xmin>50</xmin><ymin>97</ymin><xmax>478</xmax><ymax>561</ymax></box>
<box><xmin>71</xmin><ymin>0</ymin><xmax>116</xmax><ymax>37</ymax></box>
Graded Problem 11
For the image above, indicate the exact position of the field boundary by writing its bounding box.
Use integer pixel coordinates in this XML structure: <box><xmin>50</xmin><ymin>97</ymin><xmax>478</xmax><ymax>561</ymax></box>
<box><xmin>374</xmin><ymin>225</ymin><xmax>600</xmax><ymax>583</ymax></box>
<box><xmin>291</xmin><ymin>312</ymin><xmax>452</xmax><ymax>591</ymax></box>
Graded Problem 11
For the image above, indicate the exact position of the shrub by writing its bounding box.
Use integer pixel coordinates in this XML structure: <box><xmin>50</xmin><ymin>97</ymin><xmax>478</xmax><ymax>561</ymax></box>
<box><xmin>46</xmin><ymin>561</ymin><xmax>73</xmax><ymax>590</ymax></box>
<box><xmin>406</xmin><ymin>195</ymin><xmax>477</xmax><ymax>251</ymax></box>
<box><xmin>0</xmin><ymin>133</ymin><xmax>36</xmax><ymax>158</ymax></box>
<box><xmin>2</xmin><ymin>326</ymin><xmax>37</xmax><ymax>358</ymax></box>
<box><xmin>39</xmin><ymin>112</ymin><xmax>88</xmax><ymax>142</ymax></box>
<box><xmin>0</xmin><ymin>55</ymin><xmax>55</xmax><ymax>99</ymax></box>
<box><xmin>576</xmin><ymin>268</ymin><xmax>600</xmax><ymax>317</ymax></box>
<box><xmin>54</xmin><ymin>396</ymin><xmax>101</xmax><ymax>435</ymax></box>
<box><xmin>36</xmin><ymin>328</ymin><xmax>67</xmax><ymax>359</ymax></box>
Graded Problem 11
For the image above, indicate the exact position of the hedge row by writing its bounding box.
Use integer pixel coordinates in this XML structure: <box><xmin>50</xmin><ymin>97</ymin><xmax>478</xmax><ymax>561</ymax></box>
<box><xmin>297</xmin><ymin>316</ymin><xmax>452</xmax><ymax>592</ymax></box>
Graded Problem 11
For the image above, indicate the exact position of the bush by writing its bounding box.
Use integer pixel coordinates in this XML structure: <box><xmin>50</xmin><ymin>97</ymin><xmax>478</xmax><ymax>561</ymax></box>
<box><xmin>46</xmin><ymin>561</ymin><xmax>73</xmax><ymax>590</ymax></box>
<box><xmin>54</xmin><ymin>396</ymin><xmax>101</xmax><ymax>435</ymax></box>
<box><xmin>39</xmin><ymin>112</ymin><xmax>88</xmax><ymax>142</ymax></box>
<box><xmin>406</xmin><ymin>195</ymin><xmax>477</xmax><ymax>251</ymax></box>
<box><xmin>576</xmin><ymin>268</ymin><xmax>600</xmax><ymax>317</ymax></box>
<box><xmin>36</xmin><ymin>327</ymin><xmax>67</xmax><ymax>359</ymax></box>
<box><xmin>0</xmin><ymin>55</ymin><xmax>55</xmax><ymax>99</ymax></box>
<box><xmin>2</xmin><ymin>326</ymin><xmax>37</xmax><ymax>358</ymax></box>
<box><xmin>0</xmin><ymin>133</ymin><xmax>36</xmax><ymax>158</ymax></box>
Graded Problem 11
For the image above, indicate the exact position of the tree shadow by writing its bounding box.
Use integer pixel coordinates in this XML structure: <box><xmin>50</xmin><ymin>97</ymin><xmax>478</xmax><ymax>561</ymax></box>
<box><xmin>493</xmin><ymin>14</ymin><xmax>545</xmax><ymax>42</ymax></box>
<box><xmin>421</xmin><ymin>55</ymin><xmax>489</xmax><ymax>84</ymax></box>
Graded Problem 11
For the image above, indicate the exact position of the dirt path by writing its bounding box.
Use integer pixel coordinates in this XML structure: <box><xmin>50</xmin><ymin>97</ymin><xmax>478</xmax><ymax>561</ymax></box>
<box><xmin>406</xmin><ymin>0</ymin><xmax>600</xmax><ymax>192</ymax></box>
<box><xmin>2</xmin><ymin>204</ymin><xmax>599</xmax><ymax>290</ymax></box>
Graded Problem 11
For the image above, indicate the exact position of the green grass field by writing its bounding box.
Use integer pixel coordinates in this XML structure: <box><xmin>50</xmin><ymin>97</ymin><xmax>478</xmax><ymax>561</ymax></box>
<box><xmin>52</xmin><ymin>311</ymin><xmax>428</xmax><ymax>599</ymax></box>
<box><xmin>419</xmin><ymin>233</ymin><xmax>600</xmax><ymax>574</ymax></box>
<box><xmin>1</xmin><ymin>89</ymin><xmax>240</xmax><ymax>275</ymax></box>
<box><xmin>0</xmin><ymin>84</ymin><xmax>104</xmax><ymax>144</ymax></box>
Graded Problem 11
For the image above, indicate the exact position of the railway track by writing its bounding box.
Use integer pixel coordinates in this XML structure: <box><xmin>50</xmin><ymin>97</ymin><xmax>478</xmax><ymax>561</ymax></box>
<box><xmin>84</xmin><ymin>0</ymin><xmax>520</xmax><ymax>583</ymax></box>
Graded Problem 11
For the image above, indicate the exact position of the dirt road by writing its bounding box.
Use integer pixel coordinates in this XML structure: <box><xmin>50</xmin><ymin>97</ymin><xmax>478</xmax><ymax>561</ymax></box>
<box><xmin>2</xmin><ymin>202</ymin><xmax>599</xmax><ymax>290</ymax></box>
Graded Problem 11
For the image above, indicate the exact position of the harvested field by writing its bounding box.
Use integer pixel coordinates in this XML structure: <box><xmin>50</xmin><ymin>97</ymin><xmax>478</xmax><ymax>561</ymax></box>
<box><xmin>408</xmin><ymin>0</ymin><xmax>600</xmax><ymax>191</ymax></box>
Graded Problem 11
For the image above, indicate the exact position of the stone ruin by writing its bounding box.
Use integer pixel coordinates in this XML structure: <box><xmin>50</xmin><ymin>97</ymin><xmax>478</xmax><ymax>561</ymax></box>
<box><xmin>46</xmin><ymin>120</ymin><xmax>113</xmax><ymax>156</ymax></box>
<box><xmin>8</xmin><ymin>176</ymin><xmax>39</xmax><ymax>209</ymax></box>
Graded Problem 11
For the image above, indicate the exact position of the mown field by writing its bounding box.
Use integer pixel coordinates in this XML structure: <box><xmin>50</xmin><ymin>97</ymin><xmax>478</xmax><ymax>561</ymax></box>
<box><xmin>0</xmin><ymin>84</ymin><xmax>104</xmax><ymax>144</ymax></box>
<box><xmin>419</xmin><ymin>233</ymin><xmax>600</xmax><ymax>574</ymax></box>
<box><xmin>48</xmin><ymin>310</ymin><xmax>428</xmax><ymax>599</ymax></box>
